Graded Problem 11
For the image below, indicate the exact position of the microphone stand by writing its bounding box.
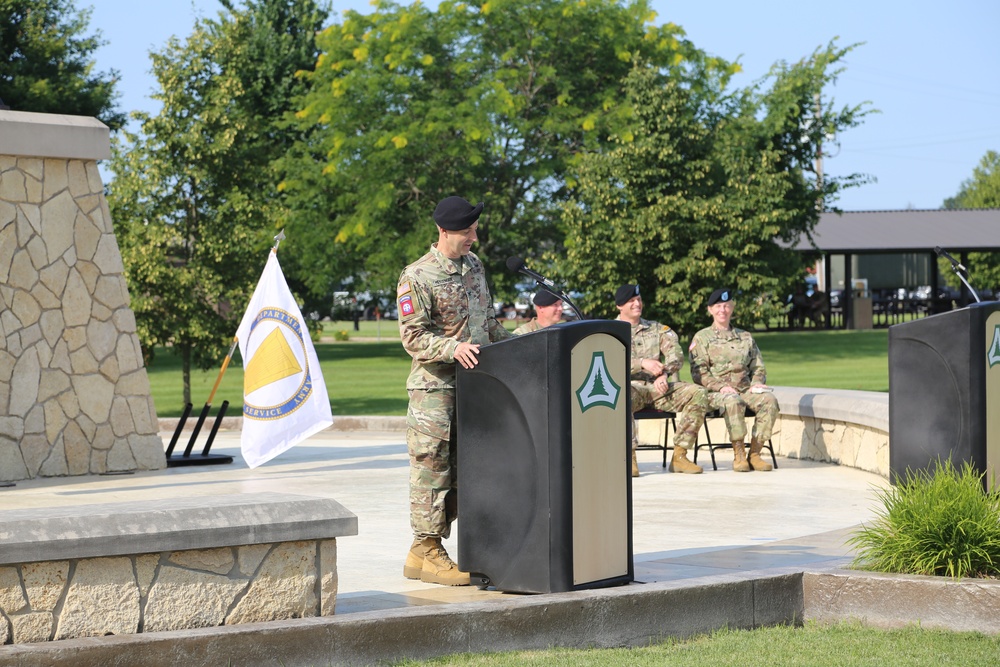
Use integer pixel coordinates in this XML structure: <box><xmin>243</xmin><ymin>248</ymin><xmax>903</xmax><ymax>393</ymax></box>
<box><xmin>508</xmin><ymin>255</ymin><xmax>586</xmax><ymax>320</ymax></box>
<box><xmin>942</xmin><ymin>256</ymin><xmax>981</xmax><ymax>304</ymax></box>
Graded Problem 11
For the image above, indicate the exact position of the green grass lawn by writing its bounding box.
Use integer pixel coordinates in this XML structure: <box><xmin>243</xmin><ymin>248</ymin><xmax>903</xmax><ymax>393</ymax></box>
<box><xmin>395</xmin><ymin>622</ymin><xmax>1000</xmax><ymax>666</ymax></box>
<box><xmin>698</xmin><ymin>328</ymin><xmax>889</xmax><ymax>392</ymax></box>
<box><xmin>145</xmin><ymin>325</ymin><xmax>889</xmax><ymax>418</ymax></box>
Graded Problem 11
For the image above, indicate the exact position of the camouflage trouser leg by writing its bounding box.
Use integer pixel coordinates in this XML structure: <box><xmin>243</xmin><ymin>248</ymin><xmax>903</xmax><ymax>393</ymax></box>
<box><xmin>629</xmin><ymin>383</ymin><xmax>651</xmax><ymax>451</ymax></box>
<box><xmin>707</xmin><ymin>390</ymin><xmax>781</xmax><ymax>442</ymax></box>
<box><xmin>740</xmin><ymin>390</ymin><xmax>780</xmax><ymax>442</ymax></box>
<box><xmin>707</xmin><ymin>392</ymin><xmax>748</xmax><ymax>442</ymax></box>
<box><xmin>653</xmin><ymin>382</ymin><xmax>709</xmax><ymax>450</ymax></box>
<box><xmin>406</xmin><ymin>388</ymin><xmax>458</xmax><ymax>539</ymax></box>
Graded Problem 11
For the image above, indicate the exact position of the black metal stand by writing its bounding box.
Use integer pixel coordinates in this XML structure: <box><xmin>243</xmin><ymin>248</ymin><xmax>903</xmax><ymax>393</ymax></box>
<box><xmin>165</xmin><ymin>400</ymin><xmax>234</xmax><ymax>467</ymax></box>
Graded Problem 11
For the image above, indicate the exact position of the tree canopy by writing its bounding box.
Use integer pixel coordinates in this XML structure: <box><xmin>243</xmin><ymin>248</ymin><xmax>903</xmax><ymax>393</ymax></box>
<box><xmin>108</xmin><ymin>0</ymin><xmax>328</xmax><ymax>405</ymax></box>
<box><xmin>103</xmin><ymin>0</ymin><xmax>874</xmax><ymax>354</ymax></box>
<box><xmin>943</xmin><ymin>150</ymin><xmax>1000</xmax><ymax>295</ymax></box>
<box><xmin>0</xmin><ymin>0</ymin><xmax>124</xmax><ymax>128</ymax></box>
<box><xmin>279</xmin><ymin>0</ymin><xmax>709</xmax><ymax>301</ymax></box>
<box><xmin>561</xmin><ymin>41</ymin><xmax>871</xmax><ymax>335</ymax></box>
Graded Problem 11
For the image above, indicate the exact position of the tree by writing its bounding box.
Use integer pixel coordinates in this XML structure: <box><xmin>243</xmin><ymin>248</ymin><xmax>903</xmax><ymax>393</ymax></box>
<box><xmin>561</xmin><ymin>41</ymin><xmax>871</xmax><ymax>335</ymax></box>
<box><xmin>280</xmin><ymin>0</ymin><xmax>708</xmax><ymax>302</ymax></box>
<box><xmin>0</xmin><ymin>0</ymin><xmax>124</xmax><ymax>128</ymax></box>
<box><xmin>943</xmin><ymin>150</ymin><xmax>1000</xmax><ymax>295</ymax></box>
<box><xmin>108</xmin><ymin>0</ymin><xmax>328</xmax><ymax>406</ymax></box>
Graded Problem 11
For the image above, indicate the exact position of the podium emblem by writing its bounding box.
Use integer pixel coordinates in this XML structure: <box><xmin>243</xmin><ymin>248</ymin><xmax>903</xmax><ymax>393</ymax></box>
<box><xmin>989</xmin><ymin>324</ymin><xmax>1000</xmax><ymax>368</ymax></box>
<box><xmin>575</xmin><ymin>351</ymin><xmax>622</xmax><ymax>412</ymax></box>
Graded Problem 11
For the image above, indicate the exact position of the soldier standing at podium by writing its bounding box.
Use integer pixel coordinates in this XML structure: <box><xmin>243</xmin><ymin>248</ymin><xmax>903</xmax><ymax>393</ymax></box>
<box><xmin>615</xmin><ymin>284</ymin><xmax>710</xmax><ymax>476</ymax></box>
<box><xmin>396</xmin><ymin>196</ymin><xmax>511</xmax><ymax>586</ymax></box>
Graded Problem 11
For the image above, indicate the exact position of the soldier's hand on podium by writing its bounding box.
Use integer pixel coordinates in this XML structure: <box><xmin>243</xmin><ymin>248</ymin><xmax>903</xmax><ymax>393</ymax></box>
<box><xmin>454</xmin><ymin>342</ymin><xmax>482</xmax><ymax>369</ymax></box>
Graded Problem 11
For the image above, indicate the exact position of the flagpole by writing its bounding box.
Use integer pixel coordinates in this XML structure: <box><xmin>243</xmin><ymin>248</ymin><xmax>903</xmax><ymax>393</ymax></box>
<box><xmin>209</xmin><ymin>229</ymin><xmax>286</xmax><ymax>404</ymax></box>
<box><xmin>206</xmin><ymin>230</ymin><xmax>283</xmax><ymax>404</ymax></box>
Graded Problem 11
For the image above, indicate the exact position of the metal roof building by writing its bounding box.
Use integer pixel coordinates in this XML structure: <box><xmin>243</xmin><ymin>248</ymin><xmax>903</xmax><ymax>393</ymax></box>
<box><xmin>789</xmin><ymin>209</ymin><xmax>1000</xmax><ymax>328</ymax></box>
<box><xmin>794</xmin><ymin>209</ymin><xmax>1000</xmax><ymax>254</ymax></box>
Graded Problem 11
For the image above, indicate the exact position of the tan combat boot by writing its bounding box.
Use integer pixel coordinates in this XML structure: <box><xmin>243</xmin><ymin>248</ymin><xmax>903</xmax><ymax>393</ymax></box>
<box><xmin>403</xmin><ymin>536</ymin><xmax>429</xmax><ymax>579</ymax></box>
<box><xmin>421</xmin><ymin>538</ymin><xmax>471</xmax><ymax>586</ymax></box>
<box><xmin>668</xmin><ymin>446</ymin><xmax>703</xmax><ymax>474</ymax></box>
<box><xmin>731</xmin><ymin>441</ymin><xmax>750</xmax><ymax>472</ymax></box>
<box><xmin>749</xmin><ymin>439</ymin><xmax>773</xmax><ymax>471</ymax></box>
<box><xmin>631</xmin><ymin>448</ymin><xmax>639</xmax><ymax>477</ymax></box>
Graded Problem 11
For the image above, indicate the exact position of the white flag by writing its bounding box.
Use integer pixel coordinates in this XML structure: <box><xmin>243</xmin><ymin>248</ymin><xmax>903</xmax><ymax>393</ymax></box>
<box><xmin>235</xmin><ymin>251</ymin><xmax>333</xmax><ymax>468</ymax></box>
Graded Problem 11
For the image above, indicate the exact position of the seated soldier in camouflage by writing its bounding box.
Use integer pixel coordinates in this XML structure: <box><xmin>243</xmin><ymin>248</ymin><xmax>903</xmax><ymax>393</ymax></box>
<box><xmin>615</xmin><ymin>284</ymin><xmax>710</xmax><ymax>477</ymax></box>
<box><xmin>512</xmin><ymin>290</ymin><xmax>564</xmax><ymax>335</ymax></box>
<box><xmin>689</xmin><ymin>288</ymin><xmax>780</xmax><ymax>472</ymax></box>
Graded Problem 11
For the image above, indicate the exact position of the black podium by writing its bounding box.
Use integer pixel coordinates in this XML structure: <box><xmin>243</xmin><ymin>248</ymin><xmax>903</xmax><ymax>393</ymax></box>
<box><xmin>456</xmin><ymin>319</ymin><xmax>633</xmax><ymax>593</ymax></box>
<box><xmin>888</xmin><ymin>301</ymin><xmax>1000</xmax><ymax>488</ymax></box>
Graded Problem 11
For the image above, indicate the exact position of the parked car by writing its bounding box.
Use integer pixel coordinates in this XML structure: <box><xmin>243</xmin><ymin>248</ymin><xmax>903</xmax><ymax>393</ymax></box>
<box><xmin>331</xmin><ymin>291</ymin><xmax>398</xmax><ymax>321</ymax></box>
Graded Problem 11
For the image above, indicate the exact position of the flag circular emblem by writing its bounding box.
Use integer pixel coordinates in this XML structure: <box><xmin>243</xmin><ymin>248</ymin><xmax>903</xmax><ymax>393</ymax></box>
<box><xmin>242</xmin><ymin>308</ymin><xmax>316</xmax><ymax>420</ymax></box>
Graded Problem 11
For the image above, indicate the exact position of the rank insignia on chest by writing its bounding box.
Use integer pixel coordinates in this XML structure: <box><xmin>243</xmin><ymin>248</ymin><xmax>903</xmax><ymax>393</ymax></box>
<box><xmin>399</xmin><ymin>294</ymin><xmax>414</xmax><ymax>317</ymax></box>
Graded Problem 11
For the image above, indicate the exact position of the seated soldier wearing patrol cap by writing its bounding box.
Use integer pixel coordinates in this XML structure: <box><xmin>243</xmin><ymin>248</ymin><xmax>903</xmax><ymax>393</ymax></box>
<box><xmin>397</xmin><ymin>195</ymin><xmax>511</xmax><ymax>586</ymax></box>
<box><xmin>513</xmin><ymin>289</ymin><xmax>564</xmax><ymax>335</ymax></box>
<box><xmin>615</xmin><ymin>284</ymin><xmax>710</xmax><ymax>477</ymax></box>
<box><xmin>689</xmin><ymin>288</ymin><xmax>780</xmax><ymax>472</ymax></box>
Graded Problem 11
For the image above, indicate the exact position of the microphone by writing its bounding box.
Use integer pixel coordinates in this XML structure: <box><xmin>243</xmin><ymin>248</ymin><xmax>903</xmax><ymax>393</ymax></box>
<box><xmin>934</xmin><ymin>246</ymin><xmax>966</xmax><ymax>273</ymax></box>
<box><xmin>506</xmin><ymin>256</ymin><xmax>559</xmax><ymax>290</ymax></box>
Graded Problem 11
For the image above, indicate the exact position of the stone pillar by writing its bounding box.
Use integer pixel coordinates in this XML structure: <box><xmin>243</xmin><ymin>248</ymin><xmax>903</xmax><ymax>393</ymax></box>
<box><xmin>0</xmin><ymin>110</ymin><xmax>165</xmax><ymax>480</ymax></box>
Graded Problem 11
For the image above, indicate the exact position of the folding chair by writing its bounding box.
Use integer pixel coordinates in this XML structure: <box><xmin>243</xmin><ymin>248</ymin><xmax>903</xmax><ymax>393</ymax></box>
<box><xmin>693</xmin><ymin>406</ymin><xmax>777</xmax><ymax>471</ymax></box>
<box><xmin>633</xmin><ymin>409</ymin><xmax>677</xmax><ymax>468</ymax></box>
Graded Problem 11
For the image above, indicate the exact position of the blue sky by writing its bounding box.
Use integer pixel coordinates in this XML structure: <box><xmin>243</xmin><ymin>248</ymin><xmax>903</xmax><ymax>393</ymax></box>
<box><xmin>86</xmin><ymin>0</ymin><xmax>999</xmax><ymax>212</ymax></box>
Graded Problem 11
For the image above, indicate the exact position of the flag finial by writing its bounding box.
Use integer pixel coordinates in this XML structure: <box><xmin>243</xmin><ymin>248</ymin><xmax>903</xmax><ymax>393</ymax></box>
<box><xmin>272</xmin><ymin>229</ymin><xmax>286</xmax><ymax>252</ymax></box>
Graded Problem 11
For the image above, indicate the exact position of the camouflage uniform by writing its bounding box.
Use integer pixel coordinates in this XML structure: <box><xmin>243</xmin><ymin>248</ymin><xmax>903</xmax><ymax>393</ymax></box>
<box><xmin>512</xmin><ymin>318</ymin><xmax>543</xmax><ymax>336</ymax></box>
<box><xmin>688</xmin><ymin>326</ymin><xmax>779</xmax><ymax>442</ymax></box>
<box><xmin>626</xmin><ymin>318</ymin><xmax>709</xmax><ymax>451</ymax></box>
<box><xmin>398</xmin><ymin>244</ymin><xmax>510</xmax><ymax>539</ymax></box>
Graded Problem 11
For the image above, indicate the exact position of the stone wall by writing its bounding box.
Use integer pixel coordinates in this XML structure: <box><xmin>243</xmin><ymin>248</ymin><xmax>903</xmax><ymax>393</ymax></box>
<box><xmin>0</xmin><ymin>540</ymin><xmax>339</xmax><ymax>644</ymax></box>
<box><xmin>770</xmin><ymin>387</ymin><xmax>889</xmax><ymax>478</ymax></box>
<box><xmin>773</xmin><ymin>414</ymin><xmax>889</xmax><ymax>477</ymax></box>
<box><xmin>0</xmin><ymin>493</ymin><xmax>357</xmax><ymax>644</ymax></box>
<box><xmin>0</xmin><ymin>110</ymin><xmax>164</xmax><ymax>480</ymax></box>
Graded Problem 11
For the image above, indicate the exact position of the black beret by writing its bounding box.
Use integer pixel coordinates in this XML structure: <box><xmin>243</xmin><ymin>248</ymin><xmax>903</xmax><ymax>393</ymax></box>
<box><xmin>433</xmin><ymin>196</ymin><xmax>484</xmax><ymax>231</ymax></box>
<box><xmin>614</xmin><ymin>284</ymin><xmax>640</xmax><ymax>307</ymax></box>
<box><xmin>708</xmin><ymin>288</ymin><xmax>733</xmax><ymax>306</ymax></box>
<box><xmin>532</xmin><ymin>290</ymin><xmax>561</xmax><ymax>307</ymax></box>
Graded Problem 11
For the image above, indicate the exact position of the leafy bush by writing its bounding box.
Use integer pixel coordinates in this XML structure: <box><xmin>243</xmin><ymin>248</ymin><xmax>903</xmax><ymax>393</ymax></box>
<box><xmin>849</xmin><ymin>459</ymin><xmax>1000</xmax><ymax>579</ymax></box>
<box><xmin>333</xmin><ymin>330</ymin><xmax>350</xmax><ymax>342</ymax></box>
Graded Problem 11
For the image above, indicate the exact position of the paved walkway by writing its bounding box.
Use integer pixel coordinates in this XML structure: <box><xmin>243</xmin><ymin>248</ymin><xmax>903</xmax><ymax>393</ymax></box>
<box><xmin>1</xmin><ymin>427</ymin><xmax>890</xmax><ymax>615</ymax></box>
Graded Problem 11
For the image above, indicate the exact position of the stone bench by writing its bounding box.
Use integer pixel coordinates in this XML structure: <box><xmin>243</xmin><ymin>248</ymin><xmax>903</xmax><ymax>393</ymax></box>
<box><xmin>0</xmin><ymin>492</ymin><xmax>357</xmax><ymax>644</ymax></box>
<box><xmin>769</xmin><ymin>386</ymin><xmax>888</xmax><ymax>477</ymax></box>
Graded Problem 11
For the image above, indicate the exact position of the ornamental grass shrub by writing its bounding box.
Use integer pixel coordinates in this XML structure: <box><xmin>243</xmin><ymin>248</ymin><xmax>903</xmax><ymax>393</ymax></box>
<box><xmin>848</xmin><ymin>459</ymin><xmax>1000</xmax><ymax>579</ymax></box>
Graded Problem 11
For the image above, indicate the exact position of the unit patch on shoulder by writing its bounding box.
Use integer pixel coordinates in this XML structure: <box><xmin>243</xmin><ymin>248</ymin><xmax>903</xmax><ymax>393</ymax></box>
<box><xmin>399</xmin><ymin>294</ymin><xmax>415</xmax><ymax>318</ymax></box>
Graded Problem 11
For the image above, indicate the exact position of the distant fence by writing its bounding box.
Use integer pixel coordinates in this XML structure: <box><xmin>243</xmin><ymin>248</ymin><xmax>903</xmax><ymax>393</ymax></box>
<box><xmin>780</xmin><ymin>294</ymin><xmax>964</xmax><ymax>330</ymax></box>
